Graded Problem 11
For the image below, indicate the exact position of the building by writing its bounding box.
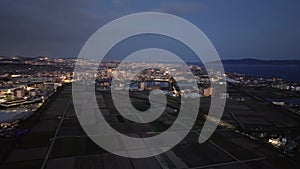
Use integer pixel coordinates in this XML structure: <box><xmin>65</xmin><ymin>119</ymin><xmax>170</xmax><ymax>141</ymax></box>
<box><xmin>219</xmin><ymin>93</ymin><xmax>230</xmax><ymax>99</ymax></box>
<box><xmin>203</xmin><ymin>87</ymin><xmax>213</xmax><ymax>97</ymax></box>
<box><xmin>15</xmin><ymin>89</ymin><xmax>25</xmax><ymax>98</ymax></box>
<box><xmin>140</xmin><ymin>82</ymin><xmax>146</xmax><ymax>91</ymax></box>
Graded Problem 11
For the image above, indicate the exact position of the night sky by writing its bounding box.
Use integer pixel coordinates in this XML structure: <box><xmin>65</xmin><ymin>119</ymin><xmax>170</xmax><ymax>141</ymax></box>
<box><xmin>0</xmin><ymin>0</ymin><xmax>300</xmax><ymax>60</ymax></box>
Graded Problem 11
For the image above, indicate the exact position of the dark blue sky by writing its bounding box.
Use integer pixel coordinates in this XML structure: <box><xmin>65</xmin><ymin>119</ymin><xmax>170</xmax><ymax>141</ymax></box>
<box><xmin>0</xmin><ymin>0</ymin><xmax>299</xmax><ymax>60</ymax></box>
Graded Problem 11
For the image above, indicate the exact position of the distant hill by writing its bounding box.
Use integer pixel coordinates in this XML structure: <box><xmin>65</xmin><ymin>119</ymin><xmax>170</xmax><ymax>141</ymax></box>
<box><xmin>210</xmin><ymin>58</ymin><xmax>300</xmax><ymax>65</ymax></box>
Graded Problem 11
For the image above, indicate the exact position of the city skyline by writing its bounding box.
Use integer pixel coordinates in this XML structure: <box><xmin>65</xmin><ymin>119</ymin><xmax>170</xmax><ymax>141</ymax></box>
<box><xmin>1</xmin><ymin>1</ymin><xmax>300</xmax><ymax>168</ymax></box>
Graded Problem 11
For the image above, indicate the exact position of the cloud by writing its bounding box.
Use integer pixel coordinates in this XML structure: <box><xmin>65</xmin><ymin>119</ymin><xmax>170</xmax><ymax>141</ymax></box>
<box><xmin>112</xmin><ymin>0</ymin><xmax>129</xmax><ymax>5</ymax></box>
<box><xmin>0</xmin><ymin>0</ymin><xmax>112</xmax><ymax>57</ymax></box>
<box><xmin>151</xmin><ymin>2</ymin><xmax>203</xmax><ymax>15</ymax></box>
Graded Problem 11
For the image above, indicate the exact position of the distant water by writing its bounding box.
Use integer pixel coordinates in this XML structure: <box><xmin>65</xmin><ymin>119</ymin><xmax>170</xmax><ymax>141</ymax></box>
<box><xmin>222</xmin><ymin>64</ymin><xmax>300</xmax><ymax>82</ymax></box>
<box><xmin>189</xmin><ymin>62</ymin><xmax>300</xmax><ymax>83</ymax></box>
